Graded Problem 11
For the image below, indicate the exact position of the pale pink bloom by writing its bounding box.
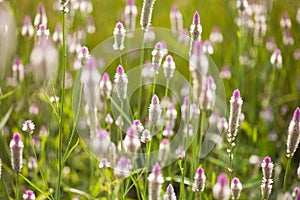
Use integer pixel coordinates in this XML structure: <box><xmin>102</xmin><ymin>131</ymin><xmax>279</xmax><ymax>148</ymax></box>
<box><xmin>231</xmin><ymin>177</ymin><xmax>242</xmax><ymax>200</ymax></box>
<box><xmin>23</xmin><ymin>190</ymin><xmax>36</xmax><ymax>200</ymax></box>
<box><xmin>22</xmin><ymin>120</ymin><xmax>35</xmax><ymax>134</ymax></box>
<box><xmin>105</xmin><ymin>114</ymin><xmax>114</xmax><ymax>126</ymax></box>
<box><xmin>178</xmin><ymin>29</ymin><xmax>189</xmax><ymax>46</ymax></box>
<box><xmin>261</xmin><ymin>156</ymin><xmax>273</xmax><ymax>200</ymax></box>
<box><xmin>158</xmin><ymin>139</ymin><xmax>170</xmax><ymax>163</ymax></box>
<box><xmin>209</xmin><ymin>26</ymin><xmax>223</xmax><ymax>43</ymax></box>
<box><xmin>163</xmin><ymin>55</ymin><xmax>176</xmax><ymax>80</ymax></box>
<box><xmin>34</xmin><ymin>3</ymin><xmax>47</xmax><ymax>26</ymax></box>
<box><xmin>99</xmin><ymin>72</ymin><xmax>112</xmax><ymax>99</ymax></box>
<box><xmin>164</xmin><ymin>184</ymin><xmax>176</xmax><ymax>200</ymax></box>
<box><xmin>113</xmin><ymin>22</ymin><xmax>126</xmax><ymax>50</ymax></box>
<box><xmin>141</xmin><ymin>129</ymin><xmax>151</xmax><ymax>143</ymax></box>
<box><xmin>148</xmin><ymin>163</ymin><xmax>164</xmax><ymax>200</ymax></box>
<box><xmin>99</xmin><ymin>158</ymin><xmax>111</xmax><ymax>169</ymax></box>
<box><xmin>149</xmin><ymin>95</ymin><xmax>162</xmax><ymax>126</ymax></box>
<box><xmin>213</xmin><ymin>173</ymin><xmax>230</xmax><ymax>200</ymax></box>
<box><xmin>12</xmin><ymin>57</ymin><xmax>24</xmax><ymax>83</ymax></box>
<box><xmin>200</xmin><ymin>76</ymin><xmax>216</xmax><ymax>111</ymax></box>
<box><xmin>124</xmin><ymin>0</ymin><xmax>138</xmax><ymax>38</ymax></box>
<box><xmin>140</xmin><ymin>0</ymin><xmax>156</xmax><ymax>31</ymax></box>
<box><xmin>152</xmin><ymin>42</ymin><xmax>168</xmax><ymax>73</ymax></box>
<box><xmin>266</xmin><ymin>37</ymin><xmax>277</xmax><ymax>52</ymax></box>
<box><xmin>53</xmin><ymin>23</ymin><xmax>63</xmax><ymax>44</ymax></box>
<box><xmin>133</xmin><ymin>120</ymin><xmax>144</xmax><ymax>133</ymax></box>
<box><xmin>282</xmin><ymin>30</ymin><xmax>294</xmax><ymax>46</ymax></box>
<box><xmin>203</xmin><ymin>40</ymin><xmax>214</xmax><ymax>55</ymax></box>
<box><xmin>192</xmin><ymin>167</ymin><xmax>206</xmax><ymax>192</ymax></box>
<box><xmin>27</xmin><ymin>156</ymin><xmax>38</xmax><ymax>171</ymax></box>
<box><xmin>170</xmin><ymin>5</ymin><xmax>183</xmax><ymax>34</ymax></box>
<box><xmin>144</xmin><ymin>26</ymin><xmax>156</xmax><ymax>42</ymax></box>
<box><xmin>220</xmin><ymin>66</ymin><xmax>231</xmax><ymax>79</ymax></box>
<box><xmin>10</xmin><ymin>133</ymin><xmax>24</xmax><ymax>173</ymax></box>
<box><xmin>162</xmin><ymin>126</ymin><xmax>174</xmax><ymax>137</ymax></box>
<box><xmin>280</xmin><ymin>12</ymin><xmax>292</xmax><ymax>29</ymax></box>
<box><xmin>286</xmin><ymin>108</ymin><xmax>300</xmax><ymax>158</ymax></box>
<box><xmin>21</xmin><ymin>16</ymin><xmax>34</xmax><ymax>38</ymax></box>
<box><xmin>122</xmin><ymin>126</ymin><xmax>141</xmax><ymax>153</ymax></box>
<box><xmin>86</xmin><ymin>17</ymin><xmax>95</xmax><ymax>34</ymax></box>
<box><xmin>114</xmin><ymin>65</ymin><xmax>128</xmax><ymax>101</ymax></box>
<box><xmin>236</xmin><ymin>0</ymin><xmax>248</xmax><ymax>12</ymax></box>
<box><xmin>189</xmin><ymin>11</ymin><xmax>202</xmax><ymax>55</ymax></box>
<box><xmin>270</xmin><ymin>49</ymin><xmax>282</xmax><ymax>69</ymax></box>
<box><xmin>114</xmin><ymin>157</ymin><xmax>132</xmax><ymax>178</ymax></box>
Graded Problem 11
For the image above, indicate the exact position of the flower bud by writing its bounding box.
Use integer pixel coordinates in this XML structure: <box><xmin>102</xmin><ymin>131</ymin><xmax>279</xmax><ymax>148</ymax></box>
<box><xmin>10</xmin><ymin>133</ymin><xmax>24</xmax><ymax>173</ymax></box>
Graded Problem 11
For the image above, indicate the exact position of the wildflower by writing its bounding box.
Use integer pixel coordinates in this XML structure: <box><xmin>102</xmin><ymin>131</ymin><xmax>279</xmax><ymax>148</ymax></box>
<box><xmin>292</xmin><ymin>187</ymin><xmax>299</xmax><ymax>198</ymax></box>
<box><xmin>282</xmin><ymin>30</ymin><xmax>294</xmax><ymax>46</ymax></box>
<box><xmin>261</xmin><ymin>156</ymin><xmax>273</xmax><ymax>200</ymax></box>
<box><xmin>21</xmin><ymin>16</ymin><xmax>34</xmax><ymax>38</ymax></box>
<box><xmin>151</xmin><ymin>41</ymin><xmax>168</xmax><ymax>73</ymax></box>
<box><xmin>105</xmin><ymin>114</ymin><xmax>114</xmax><ymax>126</ymax></box>
<box><xmin>270</xmin><ymin>49</ymin><xmax>282</xmax><ymax>69</ymax></box>
<box><xmin>184</xmin><ymin>124</ymin><xmax>193</xmax><ymax>137</ymax></box>
<box><xmin>218</xmin><ymin>117</ymin><xmax>229</xmax><ymax>134</ymax></box>
<box><xmin>22</xmin><ymin>120</ymin><xmax>35</xmax><ymax>134</ymax></box>
<box><xmin>286</xmin><ymin>108</ymin><xmax>300</xmax><ymax>158</ymax></box>
<box><xmin>165</xmin><ymin>103</ymin><xmax>177</xmax><ymax>128</ymax></box>
<box><xmin>50</xmin><ymin>96</ymin><xmax>60</xmax><ymax>103</ymax></box>
<box><xmin>220</xmin><ymin>66</ymin><xmax>231</xmax><ymax>79</ymax></box>
<box><xmin>114</xmin><ymin>156</ymin><xmax>132</xmax><ymax>178</ymax></box>
<box><xmin>178</xmin><ymin>29</ymin><xmax>189</xmax><ymax>46</ymax></box>
<box><xmin>213</xmin><ymin>173</ymin><xmax>230</xmax><ymax>200</ymax></box>
<box><xmin>236</xmin><ymin>0</ymin><xmax>248</xmax><ymax>12</ymax></box>
<box><xmin>209</xmin><ymin>26</ymin><xmax>223</xmax><ymax>43</ymax></box>
<box><xmin>99</xmin><ymin>158</ymin><xmax>111</xmax><ymax>169</ymax></box>
<box><xmin>189</xmin><ymin>11</ymin><xmax>202</xmax><ymax>55</ymax></box>
<box><xmin>114</xmin><ymin>65</ymin><xmax>128</xmax><ymax>101</ymax></box>
<box><xmin>297</xmin><ymin>8</ymin><xmax>300</xmax><ymax>24</ymax></box>
<box><xmin>170</xmin><ymin>5</ymin><xmax>183</xmax><ymax>35</ymax></box>
<box><xmin>144</xmin><ymin>26</ymin><xmax>156</xmax><ymax>42</ymax></box>
<box><xmin>181</xmin><ymin>96</ymin><xmax>189</xmax><ymax>122</ymax></box>
<box><xmin>148</xmin><ymin>163</ymin><xmax>164</xmax><ymax>200</ymax></box>
<box><xmin>163</xmin><ymin>55</ymin><xmax>176</xmax><ymax>80</ymax></box>
<box><xmin>164</xmin><ymin>184</ymin><xmax>176</xmax><ymax>200</ymax></box>
<box><xmin>23</xmin><ymin>190</ymin><xmax>36</xmax><ymax>200</ymax></box>
<box><xmin>10</xmin><ymin>133</ymin><xmax>24</xmax><ymax>173</ymax></box>
<box><xmin>158</xmin><ymin>139</ymin><xmax>170</xmax><ymax>164</ymax></box>
<box><xmin>140</xmin><ymin>0</ymin><xmax>156</xmax><ymax>31</ymax></box>
<box><xmin>12</xmin><ymin>57</ymin><xmax>24</xmax><ymax>84</ymax></box>
<box><xmin>93</xmin><ymin>129</ymin><xmax>111</xmax><ymax>157</ymax></box>
<box><xmin>141</xmin><ymin>129</ymin><xmax>151</xmax><ymax>143</ymax></box>
<box><xmin>133</xmin><ymin>120</ymin><xmax>144</xmax><ymax>133</ymax></box>
<box><xmin>99</xmin><ymin>72</ymin><xmax>112</xmax><ymax>99</ymax></box>
<box><xmin>294</xmin><ymin>49</ymin><xmax>300</xmax><ymax>61</ymax></box>
<box><xmin>203</xmin><ymin>40</ymin><xmax>214</xmax><ymax>55</ymax></box>
<box><xmin>108</xmin><ymin>143</ymin><xmax>117</xmax><ymax>166</ymax></box>
<box><xmin>280</xmin><ymin>12</ymin><xmax>292</xmax><ymax>30</ymax></box>
<box><xmin>86</xmin><ymin>17</ymin><xmax>95</xmax><ymax>34</ymax></box>
<box><xmin>149</xmin><ymin>95</ymin><xmax>162</xmax><ymax>126</ymax></box>
<box><xmin>77</xmin><ymin>46</ymin><xmax>90</xmax><ymax>64</ymax></box>
<box><xmin>124</xmin><ymin>0</ymin><xmax>138</xmax><ymax>38</ymax></box>
<box><xmin>27</xmin><ymin>156</ymin><xmax>38</xmax><ymax>171</ymax></box>
<box><xmin>200</xmin><ymin>76</ymin><xmax>216</xmax><ymax>111</ymax></box>
<box><xmin>113</xmin><ymin>22</ymin><xmax>126</xmax><ymax>50</ymax></box>
<box><xmin>123</xmin><ymin>126</ymin><xmax>141</xmax><ymax>153</ymax></box>
<box><xmin>175</xmin><ymin>145</ymin><xmax>185</xmax><ymax>159</ymax></box>
<box><xmin>36</xmin><ymin>24</ymin><xmax>50</xmax><ymax>38</ymax></box>
<box><xmin>227</xmin><ymin>89</ymin><xmax>243</xmax><ymax>154</ymax></box>
<box><xmin>162</xmin><ymin>125</ymin><xmax>174</xmax><ymax>137</ymax></box>
<box><xmin>231</xmin><ymin>177</ymin><xmax>242</xmax><ymax>200</ymax></box>
<box><xmin>266</xmin><ymin>37</ymin><xmax>277</xmax><ymax>52</ymax></box>
<box><xmin>254</xmin><ymin>14</ymin><xmax>267</xmax><ymax>45</ymax></box>
<box><xmin>53</xmin><ymin>23</ymin><xmax>63</xmax><ymax>44</ymax></box>
<box><xmin>115</xmin><ymin>115</ymin><xmax>124</xmax><ymax>127</ymax></box>
<box><xmin>192</xmin><ymin>167</ymin><xmax>206</xmax><ymax>192</ymax></box>
<box><xmin>34</xmin><ymin>3</ymin><xmax>47</xmax><ymax>26</ymax></box>
<box><xmin>59</xmin><ymin>0</ymin><xmax>69</xmax><ymax>13</ymax></box>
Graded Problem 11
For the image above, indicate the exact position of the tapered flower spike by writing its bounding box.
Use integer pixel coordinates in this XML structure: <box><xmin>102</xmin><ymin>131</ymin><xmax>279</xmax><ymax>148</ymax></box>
<box><xmin>200</xmin><ymin>76</ymin><xmax>216</xmax><ymax>111</ymax></box>
<box><xmin>227</xmin><ymin>89</ymin><xmax>243</xmax><ymax>155</ymax></box>
<box><xmin>286</xmin><ymin>108</ymin><xmax>300</xmax><ymax>158</ymax></box>
<box><xmin>152</xmin><ymin>41</ymin><xmax>168</xmax><ymax>73</ymax></box>
<box><xmin>192</xmin><ymin>167</ymin><xmax>206</xmax><ymax>192</ymax></box>
<box><xmin>100</xmin><ymin>72</ymin><xmax>112</xmax><ymax>99</ymax></box>
<box><xmin>148</xmin><ymin>163</ymin><xmax>164</xmax><ymax>200</ymax></box>
<box><xmin>23</xmin><ymin>190</ymin><xmax>36</xmax><ymax>200</ymax></box>
<box><xmin>140</xmin><ymin>0</ymin><xmax>156</xmax><ymax>31</ymax></box>
<box><xmin>133</xmin><ymin>120</ymin><xmax>144</xmax><ymax>133</ymax></box>
<box><xmin>164</xmin><ymin>184</ymin><xmax>176</xmax><ymax>200</ymax></box>
<box><xmin>163</xmin><ymin>55</ymin><xmax>176</xmax><ymax>80</ymax></box>
<box><xmin>124</xmin><ymin>0</ymin><xmax>138</xmax><ymax>38</ymax></box>
<box><xmin>122</xmin><ymin>126</ymin><xmax>141</xmax><ymax>153</ymax></box>
<box><xmin>270</xmin><ymin>49</ymin><xmax>282</xmax><ymax>69</ymax></box>
<box><xmin>114</xmin><ymin>65</ymin><xmax>128</xmax><ymax>101</ymax></box>
<box><xmin>21</xmin><ymin>16</ymin><xmax>34</xmax><ymax>38</ymax></box>
<box><xmin>141</xmin><ymin>129</ymin><xmax>151</xmax><ymax>143</ymax></box>
<box><xmin>114</xmin><ymin>157</ymin><xmax>132</xmax><ymax>178</ymax></box>
<box><xmin>189</xmin><ymin>11</ymin><xmax>203</xmax><ymax>55</ymax></box>
<box><xmin>10</xmin><ymin>133</ymin><xmax>24</xmax><ymax>173</ymax></box>
<box><xmin>113</xmin><ymin>22</ymin><xmax>126</xmax><ymax>50</ymax></box>
<box><xmin>261</xmin><ymin>156</ymin><xmax>273</xmax><ymax>200</ymax></box>
<box><xmin>231</xmin><ymin>177</ymin><xmax>242</xmax><ymax>200</ymax></box>
<box><xmin>22</xmin><ymin>120</ymin><xmax>35</xmax><ymax>134</ymax></box>
<box><xmin>149</xmin><ymin>95</ymin><xmax>162</xmax><ymax>126</ymax></box>
<box><xmin>170</xmin><ymin>5</ymin><xmax>183</xmax><ymax>35</ymax></box>
<box><xmin>213</xmin><ymin>173</ymin><xmax>230</xmax><ymax>200</ymax></box>
<box><xmin>34</xmin><ymin>3</ymin><xmax>47</xmax><ymax>26</ymax></box>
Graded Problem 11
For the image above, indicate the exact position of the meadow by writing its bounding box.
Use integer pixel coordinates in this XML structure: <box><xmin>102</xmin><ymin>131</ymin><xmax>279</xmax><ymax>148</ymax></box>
<box><xmin>0</xmin><ymin>0</ymin><xmax>300</xmax><ymax>199</ymax></box>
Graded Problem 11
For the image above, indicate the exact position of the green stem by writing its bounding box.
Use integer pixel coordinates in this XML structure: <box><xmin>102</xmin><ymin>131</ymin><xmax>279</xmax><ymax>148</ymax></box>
<box><xmin>55</xmin><ymin>9</ymin><xmax>67</xmax><ymax>200</ymax></box>
<box><xmin>164</xmin><ymin>80</ymin><xmax>170</xmax><ymax>98</ymax></box>
<box><xmin>198</xmin><ymin>111</ymin><xmax>206</xmax><ymax>161</ymax></box>
<box><xmin>283</xmin><ymin>157</ymin><xmax>292</xmax><ymax>193</ymax></box>
<box><xmin>137</xmin><ymin>32</ymin><xmax>145</xmax><ymax>118</ymax></box>
<box><xmin>16</xmin><ymin>174</ymin><xmax>19</xmax><ymax>200</ymax></box>
<box><xmin>265</xmin><ymin>67</ymin><xmax>276</xmax><ymax>108</ymax></box>
<box><xmin>152</xmin><ymin>74</ymin><xmax>157</xmax><ymax>96</ymax></box>
<box><xmin>119</xmin><ymin>101</ymin><xmax>124</xmax><ymax>148</ymax></box>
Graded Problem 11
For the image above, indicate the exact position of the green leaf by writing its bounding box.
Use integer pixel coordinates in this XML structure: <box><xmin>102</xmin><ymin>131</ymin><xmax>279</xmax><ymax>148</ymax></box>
<box><xmin>0</xmin><ymin>106</ymin><xmax>13</xmax><ymax>130</ymax></box>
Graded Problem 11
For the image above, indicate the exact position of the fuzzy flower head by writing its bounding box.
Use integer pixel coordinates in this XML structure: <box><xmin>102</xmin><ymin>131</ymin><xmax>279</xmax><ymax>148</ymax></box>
<box><xmin>52</xmin><ymin>23</ymin><xmax>63</xmax><ymax>44</ymax></box>
<box><xmin>220</xmin><ymin>66</ymin><xmax>231</xmax><ymax>79</ymax></box>
<box><xmin>148</xmin><ymin>163</ymin><xmax>164</xmax><ymax>200</ymax></box>
<box><xmin>113</xmin><ymin>22</ymin><xmax>126</xmax><ymax>50</ymax></box>
<box><xmin>162</xmin><ymin>125</ymin><xmax>174</xmax><ymax>137</ymax></box>
<box><xmin>10</xmin><ymin>133</ymin><xmax>24</xmax><ymax>173</ymax></box>
<box><xmin>140</xmin><ymin>0</ymin><xmax>156</xmax><ymax>31</ymax></box>
<box><xmin>158</xmin><ymin>139</ymin><xmax>170</xmax><ymax>163</ymax></box>
<box><xmin>27</xmin><ymin>157</ymin><xmax>38</xmax><ymax>171</ymax></box>
<box><xmin>192</xmin><ymin>167</ymin><xmax>206</xmax><ymax>192</ymax></box>
<box><xmin>124</xmin><ymin>0</ymin><xmax>138</xmax><ymax>38</ymax></box>
<box><xmin>122</xmin><ymin>126</ymin><xmax>141</xmax><ymax>153</ymax></box>
<box><xmin>36</xmin><ymin>24</ymin><xmax>50</xmax><ymax>38</ymax></box>
<box><xmin>23</xmin><ymin>190</ymin><xmax>36</xmax><ymax>200</ymax></box>
<box><xmin>114</xmin><ymin>65</ymin><xmax>128</xmax><ymax>101</ymax></box>
<box><xmin>209</xmin><ymin>26</ymin><xmax>223</xmax><ymax>43</ymax></box>
<box><xmin>270</xmin><ymin>49</ymin><xmax>282</xmax><ymax>69</ymax></box>
<box><xmin>12</xmin><ymin>57</ymin><xmax>25</xmax><ymax>83</ymax></box>
<box><xmin>34</xmin><ymin>3</ymin><xmax>47</xmax><ymax>27</ymax></box>
<box><xmin>189</xmin><ymin>11</ymin><xmax>203</xmax><ymax>55</ymax></box>
<box><xmin>22</xmin><ymin>120</ymin><xmax>35</xmax><ymax>134</ymax></box>
<box><xmin>261</xmin><ymin>156</ymin><xmax>273</xmax><ymax>200</ymax></box>
<box><xmin>218</xmin><ymin>117</ymin><xmax>229</xmax><ymax>134</ymax></box>
<box><xmin>114</xmin><ymin>157</ymin><xmax>132</xmax><ymax>178</ymax></box>
<box><xmin>200</xmin><ymin>76</ymin><xmax>216</xmax><ymax>111</ymax></box>
<box><xmin>213</xmin><ymin>173</ymin><xmax>230</xmax><ymax>200</ymax></box>
<box><xmin>105</xmin><ymin>114</ymin><xmax>114</xmax><ymax>126</ymax></box>
<box><xmin>163</xmin><ymin>55</ymin><xmax>176</xmax><ymax>80</ymax></box>
<box><xmin>21</xmin><ymin>16</ymin><xmax>34</xmax><ymax>38</ymax></box>
<box><xmin>99</xmin><ymin>72</ymin><xmax>112</xmax><ymax>99</ymax></box>
<box><xmin>189</xmin><ymin>41</ymin><xmax>208</xmax><ymax>74</ymax></box>
<box><xmin>170</xmin><ymin>5</ymin><xmax>183</xmax><ymax>35</ymax></box>
<box><xmin>280</xmin><ymin>12</ymin><xmax>292</xmax><ymax>30</ymax></box>
<box><xmin>164</xmin><ymin>184</ymin><xmax>176</xmax><ymax>200</ymax></box>
<box><xmin>286</xmin><ymin>108</ymin><xmax>300</xmax><ymax>158</ymax></box>
<box><xmin>236</xmin><ymin>0</ymin><xmax>248</xmax><ymax>12</ymax></box>
<box><xmin>231</xmin><ymin>177</ymin><xmax>242</xmax><ymax>200</ymax></box>
<box><xmin>149</xmin><ymin>95</ymin><xmax>162</xmax><ymax>126</ymax></box>
<box><xmin>86</xmin><ymin>17</ymin><xmax>95</xmax><ymax>34</ymax></box>
<box><xmin>203</xmin><ymin>40</ymin><xmax>214</xmax><ymax>55</ymax></box>
<box><xmin>99</xmin><ymin>158</ymin><xmax>111</xmax><ymax>169</ymax></box>
<box><xmin>141</xmin><ymin>129</ymin><xmax>151</xmax><ymax>143</ymax></box>
<box><xmin>133</xmin><ymin>120</ymin><xmax>144</xmax><ymax>133</ymax></box>
<box><xmin>151</xmin><ymin>41</ymin><xmax>168</xmax><ymax>73</ymax></box>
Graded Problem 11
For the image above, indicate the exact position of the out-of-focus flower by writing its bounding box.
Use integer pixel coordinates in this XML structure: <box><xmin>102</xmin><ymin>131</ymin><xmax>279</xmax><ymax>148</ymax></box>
<box><xmin>53</xmin><ymin>23</ymin><xmax>63</xmax><ymax>44</ymax></box>
<box><xmin>86</xmin><ymin>17</ymin><xmax>95</xmax><ymax>34</ymax></box>
<box><xmin>22</xmin><ymin>120</ymin><xmax>35</xmax><ymax>134</ymax></box>
<box><xmin>220</xmin><ymin>66</ymin><xmax>231</xmax><ymax>79</ymax></box>
<box><xmin>105</xmin><ymin>114</ymin><xmax>114</xmax><ymax>126</ymax></box>
<box><xmin>213</xmin><ymin>173</ymin><xmax>230</xmax><ymax>200</ymax></box>
<box><xmin>27</xmin><ymin>156</ymin><xmax>38</xmax><ymax>171</ymax></box>
<box><xmin>122</xmin><ymin>126</ymin><xmax>141</xmax><ymax>153</ymax></box>
<box><xmin>270</xmin><ymin>49</ymin><xmax>282</xmax><ymax>69</ymax></box>
<box><xmin>192</xmin><ymin>167</ymin><xmax>206</xmax><ymax>192</ymax></box>
<box><xmin>10</xmin><ymin>133</ymin><xmax>24</xmax><ymax>173</ymax></box>
<box><xmin>162</xmin><ymin>126</ymin><xmax>174</xmax><ymax>137</ymax></box>
<box><xmin>218</xmin><ymin>117</ymin><xmax>229</xmax><ymax>134</ymax></box>
<box><xmin>50</xmin><ymin>96</ymin><xmax>60</xmax><ymax>103</ymax></box>
<box><xmin>99</xmin><ymin>72</ymin><xmax>112</xmax><ymax>99</ymax></box>
<box><xmin>175</xmin><ymin>145</ymin><xmax>185</xmax><ymax>160</ymax></box>
<box><xmin>113</xmin><ymin>22</ymin><xmax>126</xmax><ymax>50</ymax></box>
<box><xmin>114</xmin><ymin>65</ymin><xmax>128</xmax><ymax>101</ymax></box>
<box><xmin>203</xmin><ymin>40</ymin><xmax>214</xmax><ymax>55</ymax></box>
<box><xmin>23</xmin><ymin>190</ymin><xmax>36</xmax><ymax>200</ymax></box>
<box><xmin>297</xmin><ymin>163</ymin><xmax>300</xmax><ymax>180</ymax></box>
<box><xmin>231</xmin><ymin>177</ymin><xmax>242</xmax><ymax>200</ymax></box>
<box><xmin>266</xmin><ymin>37</ymin><xmax>277</xmax><ymax>52</ymax></box>
<box><xmin>133</xmin><ymin>120</ymin><xmax>144</xmax><ymax>133</ymax></box>
<box><xmin>164</xmin><ymin>184</ymin><xmax>176</xmax><ymax>200</ymax></box>
<box><xmin>189</xmin><ymin>11</ymin><xmax>202</xmax><ymax>55</ymax></box>
<box><xmin>34</xmin><ymin>3</ymin><xmax>47</xmax><ymax>26</ymax></box>
<box><xmin>73</xmin><ymin>0</ymin><xmax>93</xmax><ymax>13</ymax></box>
<box><xmin>149</xmin><ymin>95</ymin><xmax>162</xmax><ymax>126</ymax></box>
<box><xmin>148</xmin><ymin>163</ymin><xmax>164</xmax><ymax>200</ymax></box>
<box><xmin>140</xmin><ymin>0</ymin><xmax>156</xmax><ymax>31</ymax></box>
<box><xmin>114</xmin><ymin>156</ymin><xmax>132</xmax><ymax>178</ymax></box>
<box><xmin>236</xmin><ymin>0</ymin><xmax>248</xmax><ymax>12</ymax></box>
<box><xmin>178</xmin><ymin>29</ymin><xmax>189</xmax><ymax>46</ymax></box>
<box><xmin>163</xmin><ymin>55</ymin><xmax>176</xmax><ymax>80</ymax></box>
<box><xmin>280</xmin><ymin>12</ymin><xmax>292</xmax><ymax>30</ymax></box>
<box><xmin>99</xmin><ymin>158</ymin><xmax>111</xmax><ymax>169</ymax></box>
<box><xmin>141</xmin><ymin>129</ymin><xmax>151</xmax><ymax>143</ymax></box>
<box><xmin>170</xmin><ymin>5</ymin><xmax>183</xmax><ymax>35</ymax></box>
<box><xmin>21</xmin><ymin>16</ymin><xmax>34</xmax><ymax>38</ymax></box>
<box><xmin>254</xmin><ymin>14</ymin><xmax>267</xmax><ymax>45</ymax></box>
<box><xmin>200</xmin><ymin>76</ymin><xmax>216</xmax><ymax>111</ymax></box>
<box><xmin>152</xmin><ymin>41</ymin><xmax>168</xmax><ymax>73</ymax></box>
<box><xmin>92</xmin><ymin>129</ymin><xmax>111</xmax><ymax>157</ymax></box>
<box><xmin>144</xmin><ymin>26</ymin><xmax>156</xmax><ymax>42</ymax></box>
<box><xmin>124</xmin><ymin>0</ymin><xmax>138</xmax><ymax>38</ymax></box>
<box><xmin>286</xmin><ymin>108</ymin><xmax>300</xmax><ymax>158</ymax></box>
<box><xmin>292</xmin><ymin>187</ymin><xmax>299</xmax><ymax>198</ymax></box>
<box><xmin>297</xmin><ymin>8</ymin><xmax>300</xmax><ymax>24</ymax></box>
<box><xmin>261</xmin><ymin>156</ymin><xmax>273</xmax><ymax>200</ymax></box>
<box><xmin>282</xmin><ymin>30</ymin><xmax>294</xmax><ymax>46</ymax></box>
<box><xmin>209</xmin><ymin>26</ymin><xmax>223</xmax><ymax>43</ymax></box>
<box><xmin>12</xmin><ymin>57</ymin><xmax>24</xmax><ymax>84</ymax></box>
<box><xmin>293</xmin><ymin>49</ymin><xmax>300</xmax><ymax>61</ymax></box>
<box><xmin>158</xmin><ymin>139</ymin><xmax>170</xmax><ymax>164</ymax></box>
<box><xmin>165</xmin><ymin>103</ymin><xmax>177</xmax><ymax>128</ymax></box>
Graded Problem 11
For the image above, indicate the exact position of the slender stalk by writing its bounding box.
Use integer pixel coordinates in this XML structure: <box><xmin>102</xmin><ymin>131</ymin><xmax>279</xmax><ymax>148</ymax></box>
<box><xmin>152</xmin><ymin>74</ymin><xmax>157</xmax><ymax>96</ymax></box>
<box><xmin>119</xmin><ymin>101</ymin><xmax>124</xmax><ymax>148</ymax></box>
<box><xmin>137</xmin><ymin>32</ymin><xmax>145</xmax><ymax>118</ymax></box>
<box><xmin>198</xmin><ymin>111</ymin><xmax>206</xmax><ymax>161</ymax></box>
<box><xmin>164</xmin><ymin>80</ymin><xmax>170</xmax><ymax>98</ymax></box>
<box><xmin>265</xmin><ymin>67</ymin><xmax>276</xmax><ymax>108</ymax></box>
<box><xmin>55</xmin><ymin>9</ymin><xmax>67</xmax><ymax>200</ymax></box>
<box><xmin>16</xmin><ymin>174</ymin><xmax>19</xmax><ymax>200</ymax></box>
<box><xmin>283</xmin><ymin>157</ymin><xmax>291</xmax><ymax>193</ymax></box>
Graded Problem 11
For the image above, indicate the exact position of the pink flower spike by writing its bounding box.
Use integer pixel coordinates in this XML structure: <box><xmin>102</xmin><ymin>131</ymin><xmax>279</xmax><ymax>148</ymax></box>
<box><xmin>193</xmin><ymin>11</ymin><xmax>200</xmax><ymax>24</ymax></box>
<box><xmin>117</xmin><ymin>65</ymin><xmax>124</xmax><ymax>74</ymax></box>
